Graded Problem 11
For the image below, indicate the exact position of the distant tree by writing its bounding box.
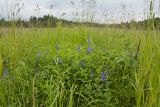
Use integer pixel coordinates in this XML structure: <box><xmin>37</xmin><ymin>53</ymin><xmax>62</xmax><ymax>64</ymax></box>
<box><xmin>29</xmin><ymin>16</ymin><xmax>37</xmax><ymax>27</ymax></box>
<box><xmin>0</xmin><ymin>18</ymin><xmax>5</xmax><ymax>27</ymax></box>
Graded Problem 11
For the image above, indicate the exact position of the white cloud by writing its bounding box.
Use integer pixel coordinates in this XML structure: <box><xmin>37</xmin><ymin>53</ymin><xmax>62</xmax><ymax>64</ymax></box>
<box><xmin>0</xmin><ymin>0</ymin><xmax>159</xmax><ymax>23</ymax></box>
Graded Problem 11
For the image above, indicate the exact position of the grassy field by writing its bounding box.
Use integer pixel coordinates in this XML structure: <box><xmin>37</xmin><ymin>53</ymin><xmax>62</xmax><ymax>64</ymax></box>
<box><xmin>0</xmin><ymin>26</ymin><xmax>160</xmax><ymax>107</ymax></box>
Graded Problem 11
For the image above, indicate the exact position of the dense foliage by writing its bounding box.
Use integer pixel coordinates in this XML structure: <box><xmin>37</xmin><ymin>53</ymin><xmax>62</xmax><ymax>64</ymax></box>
<box><xmin>109</xmin><ymin>17</ymin><xmax>160</xmax><ymax>30</ymax></box>
<box><xmin>0</xmin><ymin>26</ymin><xmax>160</xmax><ymax>107</ymax></box>
<box><xmin>0</xmin><ymin>26</ymin><xmax>140</xmax><ymax>107</ymax></box>
<box><xmin>1</xmin><ymin>15</ymin><xmax>160</xmax><ymax>30</ymax></box>
<box><xmin>0</xmin><ymin>15</ymin><xmax>105</xmax><ymax>28</ymax></box>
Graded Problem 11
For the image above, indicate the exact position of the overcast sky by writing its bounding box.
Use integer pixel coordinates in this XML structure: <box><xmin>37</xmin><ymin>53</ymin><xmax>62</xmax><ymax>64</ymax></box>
<box><xmin>0</xmin><ymin>0</ymin><xmax>159</xmax><ymax>23</ymax></box>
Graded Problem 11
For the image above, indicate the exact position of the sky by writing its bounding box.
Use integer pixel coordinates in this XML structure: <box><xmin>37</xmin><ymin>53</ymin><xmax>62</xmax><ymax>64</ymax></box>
<box><xmin>0</xmin><ymin>0</ymin><xmax>159</xmax><ymax>23</ymax></box>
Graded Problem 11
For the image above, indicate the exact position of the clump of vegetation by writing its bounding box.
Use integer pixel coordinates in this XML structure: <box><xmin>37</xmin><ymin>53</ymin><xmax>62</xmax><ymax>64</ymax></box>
<box><xmin>0</xmin><ymin>26</ymin><xmax>142</xmax><ymax>107</ymax></box>
<box><xmin>0</xmin><ymin>53</ymin><xmax>2</xmax><ymax>76</ymax></box>
<box><xmin>0</xmin><ymin>0</ymin><xmax>160</xmax><ymax>107</ymax></box>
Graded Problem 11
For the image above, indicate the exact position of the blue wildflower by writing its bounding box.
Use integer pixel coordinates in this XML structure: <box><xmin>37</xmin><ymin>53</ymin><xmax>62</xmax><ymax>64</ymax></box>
<box><xmin>101</xmin><ymin>71</ymin><xmax>106</xmax><ymax>81</ymax></box>
<box><xmin>87</xmin><ymin>46</ymin><xmax>92</xmax><ymax>53</ymax></box>
<box><xmin>77</xmin><ymin>45</ymin><xmax>81</xmax><ymax>52</ymax></box>
<box><xmin>2</xmin><ymin>67</ymin><xmax>7</xmax><ymax>79</ymax></box>
<box><xmin>57</xmin><ymin>57</ymin><xmax>62</xmax><ymax>64</ymax></box>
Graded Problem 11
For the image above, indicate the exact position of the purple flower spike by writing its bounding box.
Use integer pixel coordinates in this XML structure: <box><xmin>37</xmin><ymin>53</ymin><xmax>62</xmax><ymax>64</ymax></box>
<box><xmin>3</xmin><ymin>67</ymin><xmax>7</xmax><ymax>79</ymax></box>
<box><xmin>87</xmin><ymin>46</ymin><xmax>92</xmax><ymax>53</ymax></box>
<box><xmin>101</xmin><ymin>71</ymin><xmax>106</xmax><ymax>81</ymax></box>
<box><xmin>57</xmin><ymin>57</ymin><xmax>62</xmax><ymax>64</ymax></box>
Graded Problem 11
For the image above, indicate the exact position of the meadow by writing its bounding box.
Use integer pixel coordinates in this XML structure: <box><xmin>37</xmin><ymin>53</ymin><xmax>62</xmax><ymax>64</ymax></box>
<box><xmin>0</xmin><ymin>25</ymin><xmax>160</xmax><ymax>107</ymax></box>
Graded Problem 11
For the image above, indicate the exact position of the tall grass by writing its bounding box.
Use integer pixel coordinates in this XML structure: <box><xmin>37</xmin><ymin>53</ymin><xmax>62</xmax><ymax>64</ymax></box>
<box><xmin>135</xmin><ymin>0</ymin><xmax>160</xmax><ymax>107</ymax></box>
<box><xmin>0</xmin><ymin>27</ymin><xmax>139</xmax><ymax>106</ymax></box>
<box><xmin>0</xmin><ymin>53</ymin><xmax>2</xmax><ymax>77</ymax></box>
<box><xmin>0</xmin><ymin>0</ymin><xmax>160</xmax><ymax>107</ymax></box>
<box><xmin>1</xmin><ymin>24</ymin><xmax>160</xmax><ymax>107</ymax></box>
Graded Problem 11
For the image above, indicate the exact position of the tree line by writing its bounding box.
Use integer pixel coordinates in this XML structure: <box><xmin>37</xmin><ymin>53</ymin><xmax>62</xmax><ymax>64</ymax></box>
<box><xmin>108</xmin><ymin>17</ymin><xmax>160</xmax><ymax>30</ymax></box>
<box><xmin>1</xmin><ymin>15</ymin><xmax>160</xmax><ymax>29</ymax></box>
<box><xmin>0</xmin><ymin>15</ymin><xmax>105</xmax><ymax>28</ymax></box>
